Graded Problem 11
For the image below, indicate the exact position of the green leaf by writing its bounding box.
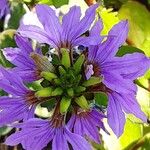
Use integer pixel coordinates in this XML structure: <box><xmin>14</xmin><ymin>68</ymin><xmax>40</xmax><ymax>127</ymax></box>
<box><xmin>97</xmin><ymin>6</ymin><xmax>119</xmax><ymax>35</ymax></box>
<box><xmin>103</xmin><ymin>0</ymin><xmax>128</xmax><ymax>10</ymax></box>
<box><xmin>0</xmin><ymin>29</ymin><xmax>16</xmax><ymax>67</ymax></box>
<box><xmin>8</xmin><ymin>2</ymin><xmax>26</xmax><ymax>29</ymax></box>
<box><xmin>38</xmin><ymin>0</ymin><xmax>69</xmax><ymax>8</ymax></box>
<box><xmin>0</xmin><ymin>126</ymin><xmax>12</xmax><ymax>137</ymax></box>
<box><xmin>41</xmin><ymin>98</ymin><xmax>56</xmax><ymax>111</ymax></box>
<box><xmin>118</xmin><ymin>1</ymin><xmax>150</xmax><ymax>56</ymax></box>
<box><xmin>95</xmin><ymin>92</ymin><xmax>108</xmax><ymax>106</ymax></box>
<box><xmin>120</xmin><ymin>119</ymin><xmax>143</xmax><ymax>149</ymax></box>
<box><xmin>116</xmin><ymin>45</ymin><xmax>144</xmax><ymax>57</ymax></box>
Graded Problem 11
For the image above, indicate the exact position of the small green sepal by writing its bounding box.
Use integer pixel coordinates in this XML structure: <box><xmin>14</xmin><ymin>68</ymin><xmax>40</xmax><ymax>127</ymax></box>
<box><xmin>73</xmin><ymin>54</ymin><xmax>85</xmax><ymax>74</ymax></box>
<box><xmin>51</xmin><ymin>87</ymin><xmax>63</xmax><ymax>96</ymax></box>
<box><xmin>75</xmin><ymin>86</ymin><xmax>86</xmax><ymax>93</ymax></box>
<box><xmin>75</xmin><ymin>95</ymin><xmax>89</xmax><ymax>109</ymax></box>
<box><xmin>41</xmin><ymin>71</ymin><xmax>57</xmax><ymax>81</ymax></box>
<box><xmin>60</xmin><ymin>97</ymin><xmax>71</xmax><ymax>114</ymax></box>
<box><xmin>61</xmin><ymin>48</ymin><xmax>70</xmax><ymax>69</ymax></box>
<box><xmin>67</xmin><ymin>88</ymin><xmax>74</xmax><ymax>97</ymax></box>
<box><xmin>59</xmin><ymin>66</ymin><xmax>66</xmax><ymax>75</ymax></box>
<box><xmin>35</xmin><ymin>87</ymin><xmax>53</xmax><ymax>97</ymax></box>
<box><xmin>82</xmin><ymin>76</ymin><xmax>103</xmax><ymax>87</ymax></box>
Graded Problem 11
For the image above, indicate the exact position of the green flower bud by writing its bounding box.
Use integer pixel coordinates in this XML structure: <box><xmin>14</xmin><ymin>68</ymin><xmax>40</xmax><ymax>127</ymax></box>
<box><xmin>82</xmin><ymin>76</ymin><xmax>103</xmax><ymax>87</ymax></box>
<box><xmin>41</xmin><ymin>71</ymin><xmax>57</xmax><ymax>81</ymax></box>
<box><xmin>75</xmin><ymin>86</ymin><xmax>86</xmax><ymax>93</ymax></box>
<box><xmin>61</xmin><ymin>48</ymin><xmax>70</xmax><ymax>69</ymax></box>
<box><xmin>35</xmin><ymin>87</ymin><xmax>53</xmax><ymax>97</ymax></box>
<box><xmin>73</xmin><ymin>54</ymin><xmax>85</xmax><ymax>74</ymax></box>
<box><xmin>75</xmin><ymin>95</ymin><xmax>89</xmax><ymax>109</ymax></box>
<box><xmin>60</xmin><ymin>97</ymin><xmax>71</xmax><ymax>114</ymax></box>
<box><xmin>67</xmin><ymin>88</ymin><xmax>74</xmax><ymax>97</ymax></box>
<box><xmin>58</xmin><ymin>66</ymin><xmax>66</xmax><ymax>75</ymax></box>
<box><xmin>51</xmin><ymin>87</ymin><xmax>63</xmax><ymax>96</ymax></box>
<box><xmin>30</xmin><ymin>53</ymin><xmax>54</xmax><ymax>72</ymax></box>
<box><xmin>54</xmin><ymin>78</ymin><xmax>61</xmax><ymax>85</ymax></box>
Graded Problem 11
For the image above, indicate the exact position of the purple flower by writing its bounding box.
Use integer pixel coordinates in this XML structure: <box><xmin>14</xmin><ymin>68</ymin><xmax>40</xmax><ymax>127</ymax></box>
<box><xmin>0</xmin><ymin>0</ymin><xmax>10</xmax><ymax>19</ymax></box>
<box><xmin>0</xmin><ymin>67</ymin><xmax>39</xmax><ymax>126</ymax></box>
<box><xmin>17</xmin><ymin>4</ymin><xmax>101</xmax><ymax>49</ymax></box>
<box><xmin>5</xmin><ymin>118</ymin><xmax>92</xmax><ymax>150</ymax></box>
<box><xmin>3</xmin><ymin>35</ymin><xmax>51</xmax><ymax>82</ymax></box>
<box><xmin>86</xmin><ymin>20</ymin><xmax>150</xmax><ymax>137</ymax></box>
<box><xmin>68</xmin><ymin>108</ymin><xmax>108</xmax><ymax>144</ymax></box>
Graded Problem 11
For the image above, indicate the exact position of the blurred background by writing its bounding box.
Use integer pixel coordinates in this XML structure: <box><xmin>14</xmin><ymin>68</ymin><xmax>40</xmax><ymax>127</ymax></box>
<box><xmin>0</xmin><ymin>0</ymin><xmax>150</xmax><ymax>150</ymax></box>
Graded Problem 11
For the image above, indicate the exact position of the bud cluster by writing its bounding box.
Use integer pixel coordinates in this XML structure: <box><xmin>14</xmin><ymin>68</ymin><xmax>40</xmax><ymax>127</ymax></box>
<box><xmin>34</xmin><ymin>48</ymin><xmax>103</xmax><ymax>115</ymax></box>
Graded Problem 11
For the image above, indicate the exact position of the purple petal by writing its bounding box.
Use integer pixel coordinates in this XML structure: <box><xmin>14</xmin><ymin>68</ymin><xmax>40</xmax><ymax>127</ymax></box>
<box><xmin>67</xmin><ymin>114</ymin><xmax>75</xmax><ymax>130</ymax></box>
<box><xmin>0</xmin><ymin>103</ymin><xmax>29</xmax><ymax>127</ymax></box>
<box><xmin>18</xmin><ymin>25</ymin><xmax>57</xmax><ymax>47</ymax></box>
<box><xmin>36</xmin><ymin>4</ymin><xmax>62</xmax><ymax>46</ymax></box>
<box><xmin>62</xmin><ymin>6</ymin><xmax>81</xmax><ymax>43</ymax></box>
<box><xmin>65</xmin><ymin>128</ymin><xmax>92</xmax><ymax>150</ymax></box>
<box><xmin>102</xmin><ymin>53</ymin><xmax>150</xmax><ymax>79</ymax></box>
<box><xmin>114</xmin><ymin>92</ymin><xmax>147</xmax><ymax>122</ymax></box>
<box><xmin>73</xmin><ymin>35</ymin><xmax>102</xmax><ymax>47</ymax></box>
<box><xmin>0</xmin><ymin>67</ymin><xmax>28</xmax><ymax>95</ymax></box>
<box><xmin>85</xmin><ymin>64</ymin><xmax>94</xmax><ymax>80</ymax></box>
<box><xmin>3</xmin><ymin>48</ymin><xmax>35</xmax><ymax>68</ymax></box>
<box><xmin>74</xmin><ymin>117</ymin><xmax>83</xmax><ymax>135</ymax></box>
<box><xmin>95</xmin><ymin>21</ymin><xmax>128</xmax><ymax>63</ymax></box>
<box><xmin>15</xmin><ymin>35</ymin><xmax>33</xmax><ymax>54</ymax></box>
<box><xmin>88</xmin><ymin>45</ymin><xmax>99</xmax><ymax>62</ymax></box>
<box><xmin>12</xmin><ymin>68</ymin><xmax>38</xmax><ymax>82</ymax></box>
<box><xmin>90</xmin><ymin>19</ymin><xmax>103</xmax><ymax>36</ymax></box>
<box><xmin>102</xmin><ymin>71</ymin><xmax>137</xmax><ymax>94</ymax></box>
<box><xmin>52</xmin><ymin>128</ymin><xmax>68</xmax><ymax>150</ymax></box>
<box><xmin>108</xmin><ymin>93</ymin><xmax>126</xmax><ymax>137</ymax></box>
<box><xmin>5</xmin><ymin>131</ymin><xmax>27</xmax><ymax>146</ymax></box>
<box><xmin>70</xmin><ymin>4</ymin><xmax>99</xmax><ymax>42</ymax></box>
<box><xmin>81</xmin><ymin>117</ymin><xmax>100</xmax><ymax>143</ymax></box>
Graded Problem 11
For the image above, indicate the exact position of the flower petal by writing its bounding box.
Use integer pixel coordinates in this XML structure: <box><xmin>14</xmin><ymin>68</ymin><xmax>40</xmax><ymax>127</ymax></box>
<box><xmin>18</xmin><ymin>25</ymin><xmax>57</xmax><ymax>47</ymax></box>
<box><xmin>62</xmin><ymin>6</ymin><xmax>81</xmax><ymax>43</ymax></box>
<box><xmin>15</xmin><ymin>35</ymin><xmax>33</xmax><ymax>54</ymax></box>
<box><xmin>102</xmin><ymin>53</ymin><xmax>150</xmax><ymax>79</ymax></box>
<box><xmin>65</xmin><ymin>128</ymin><xmax>92</xmax><ymax>150</ymax></box>
<box><xmin>95</xmin><ymin>21</ymin><xmax>128</xmax><ymax>63</ymax></box>
<box><xmin>52</xmin><ymin>128</ymin><xmax>68</xmax><ymax>150</ymax></box>
<box><xmin>36</xmin><ymin>4</ymin><xmax>62</xmax><ymax>46</ymax></box>
<box><xmin>70</xmin><ymin>4</ymin><xmax>99</xmax><ymax>42</ymax></box>
<box><xmin>107</xmin><ymin>93</ymin><xmax>126</xmax><ymax>137</ymax></box>
<box><xmin>102</xmin><ymin>71</ymin><xmax>137</xmax><ymax>94</ymax></box>
<box><xmin>114</xmin><ymin>92</ymin><xmax>147</xmax><ymax>122</ymax></box>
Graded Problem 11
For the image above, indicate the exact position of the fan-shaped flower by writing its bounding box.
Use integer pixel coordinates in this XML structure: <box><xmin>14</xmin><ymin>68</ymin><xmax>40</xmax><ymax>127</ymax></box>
<box><xmin>86</xmin><ymin>20</ymin><xmax>150</xmax><ymax>137</ymax></box>
<box><xmin>0</xmin><ymin>67</ymin><xmax>41</xmax><ymax>126</ymax></box>
<box><xmin>5</xmin><ymin>116</ymin><xmax>92</xmax><ymax>150</ymax></box>
<box><xmin>3</xmin><ymin>35</ymin><xmax>53</xmax><ymax>82</ymax></box>
<box><xmin>17</xmin><ymin>4</ymin><xmax>101</xmax><ymax>50</ymax></box>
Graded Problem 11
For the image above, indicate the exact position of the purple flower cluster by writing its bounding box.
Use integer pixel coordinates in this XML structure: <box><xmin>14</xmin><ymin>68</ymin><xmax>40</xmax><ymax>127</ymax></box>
<box><xmin>0</xmin><ymin>3</ymin><xmax>149</xmax><ymax>150</ymax></box>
